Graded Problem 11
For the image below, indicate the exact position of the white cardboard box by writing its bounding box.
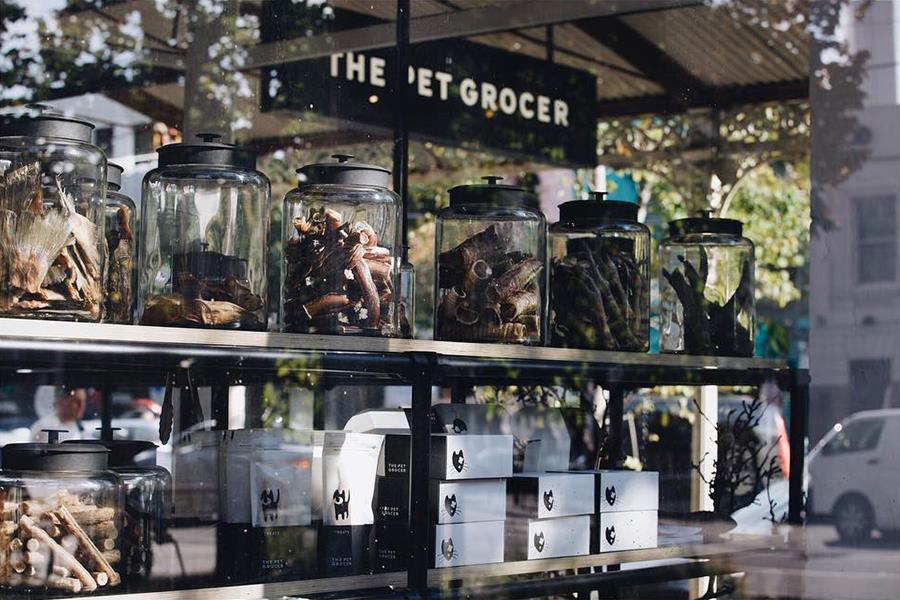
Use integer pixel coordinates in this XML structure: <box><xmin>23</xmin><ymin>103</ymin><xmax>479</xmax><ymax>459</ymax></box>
<box><xmin>592</xmin><ymin>470</ymin><xmax>659</xmax><ymax>513</ymax></box>
<box><xmin>509</xmin><ymin>472</ymin><xmax>595</xmax><ymax>519</ymax></box>
<box><xmin>434</xmin><ymin>479</ymin><xmax>507</xmax><ymax>524</ymax></box>
<box><xmin>431</xmin><ymin>434</ymin><xmax>514</xmax><ymax>480</ymax></box>
<box><xmin>526</xmin><ymin>515</ymin><xmax>592</xmax><ymax>560</ymax></box>
<box><xmin>433</xmin><ymin>521</ymin><xmax>505</xmax><ymax>568</ymax></box>
<box><xmin>598</xmin><ymin>510</ymin><xmax>658</xmax><ymax>552</ymax></box>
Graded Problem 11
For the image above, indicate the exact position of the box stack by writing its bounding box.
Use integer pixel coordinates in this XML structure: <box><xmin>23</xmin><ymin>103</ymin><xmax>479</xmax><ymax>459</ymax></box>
<box><xmin>590</xmin><ymin>470</ymin><xmax>659</xmax><ymax>553</ymax></box>
<box><xmin>374</xmin><ymin>433</ymin><xmax>513</xmax><ymax>570</ymax></box>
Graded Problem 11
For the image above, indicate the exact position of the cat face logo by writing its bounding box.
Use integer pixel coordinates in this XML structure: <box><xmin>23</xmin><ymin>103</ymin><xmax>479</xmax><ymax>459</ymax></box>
<box><xmin>440</xmin><ymin>537</ymin><xmax>457</xmax><ymax>561</ymax></box>
<box><xmin>605</xmin><ymin>485</ymin><xmax>617</xmax><ymax>506</ymax></box>
<box><xmin>260</xmin><ymin>488</ymin><xmax>280</xmax><ymax>522</ymax></box>
<box><xmin>451</xmin><ymin>417</ymin><xmax>467</xmax><ymax>434</ymax></box>
<box><xmin>533</xmin><ymin>531</ymin><xmax>546</xmax><ymax>553</ymax></box>
<box><xmin>605</xmin><ymin>525</ymin><xmax>617</xmax><ymax>546</ymax></box>
<box><xmin>333</xmin><ymin>489</ymin><xmax>350</xmax><ymax>521</ymax></box>
<box><xmin>543</xmin><ymin>489</ymin><xmax>555</xmax><ymax>512</ymax></box>
<box><xmin>444</xmin><ymin>493</ymin><xmax>458</xmax><ymax>517</ymax></box>
<box><xmin>451</xmin><ymin>449</ymin><xmax>465</xmax><ymax>473</ymax></box>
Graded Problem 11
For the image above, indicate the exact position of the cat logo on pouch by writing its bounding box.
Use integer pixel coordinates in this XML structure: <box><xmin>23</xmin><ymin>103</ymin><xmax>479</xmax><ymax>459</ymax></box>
<box><xmin>451</xmin><ymin>418</ymin><xmax>467</xmax><ymax>434</ymax></box>
<box><xmin>543</xmin><ymin>489</ymin><xmax>555</xmax><ymax>512</ymax></box>
<box><xmin>605</xmin><ymin>525</ymin><xmax>617</xmax><ymax>546</ymax></box>
<box><xmin>605</xmin><ymin>485</ymin><xmax>617</xmax><ymax>506</ymax></box>
<box><xmin>260</xmin><ymin>488</ymin><xmax>280</xmax><ymax>522</ymax></box>
<box><xmin>444</xmin><ymin>493</ymin><xmax>458</xmax><ymax>517</ymax></box>
<box><xmin>451</xmin><ymin>449</ymin><xmax>465</xmax><ymax>473</ymax></box>
<box><xmin>333</xmin><ymin>489</ymin><xmax>350</xmax><ymax>520</ymax></box>
<box><xmin>440</xmin><ymin>537</ymin><xmax>456</xmax><ymax>561</ymax></box>
<box><xmin>533</xmin><ymin>531</ymin><xmax>546</xmax><ymax>553</ymax></box>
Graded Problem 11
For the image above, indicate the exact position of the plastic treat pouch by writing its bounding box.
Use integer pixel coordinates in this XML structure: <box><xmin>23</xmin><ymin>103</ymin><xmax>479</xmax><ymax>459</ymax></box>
<box><xmin>322</xmin><ymin>432</ymin><xmax>383</xmax><ymax>526</ymax></box>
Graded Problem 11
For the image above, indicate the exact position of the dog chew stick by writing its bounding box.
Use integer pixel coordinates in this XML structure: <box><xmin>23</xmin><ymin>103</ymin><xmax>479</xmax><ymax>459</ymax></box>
<box><xmin>92</xmin><ymin>570</ymin><xmax>109</xmax><ymax>586</ymax></box>
<box><xmin>101</xmin><ymin>549</ymin><xmax>120</xmax><ymax>565</ymax></box>
<box><xmin>18</xmin><ymin>515</ymin><xmax>96</xmax><ymax>592</ymax></box>
<box><xmin>56</xmin><ymin>506</ymin><xmax>120</xmax><ymax>586</ymax></box>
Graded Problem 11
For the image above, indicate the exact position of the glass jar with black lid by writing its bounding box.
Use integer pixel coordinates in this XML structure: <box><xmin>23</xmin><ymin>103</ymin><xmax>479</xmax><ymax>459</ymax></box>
<box><xmin>138</xmin><ymin>133</ymin><xmax>270</xmax><ymax>330</ymax></box>
<box><xmin>0</xmin><ymin>104</ymin><xmax>107</xmax><ymax>322</ymax></box>
<box><xmin>103</xmin><ymin>163</ymin><xmax>137</xmax><ymax>324</ymax></box>
<box><xmin>549</xmin><ymin>192</ymin><xmax>650</xmax><ymax>351</ymax></box>
<box><xmin>434</xmin><ymin>176</ymin><xmax>546</xmax><ymax>344</ymax></box>
<box><xmin>281</xmin><ymin>154</ymin><xmax>401</xmax><ymax>336</ymax></box>
<box><xmin>0</xmin><ymin>429</ymin><xmax>124</xmax><ymax>592</ymax></box>
<box><xmin>659</xmin><ymin>212</ymin><xmax>755</xmax><ymax>357</ymax></box>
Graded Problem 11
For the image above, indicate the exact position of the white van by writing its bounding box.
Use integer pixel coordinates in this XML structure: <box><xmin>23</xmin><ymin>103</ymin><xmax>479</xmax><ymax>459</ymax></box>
<box><xmin>808</xmin><ymin>409</ymin><xmax>900</xmax><ymax>543</ymax></box>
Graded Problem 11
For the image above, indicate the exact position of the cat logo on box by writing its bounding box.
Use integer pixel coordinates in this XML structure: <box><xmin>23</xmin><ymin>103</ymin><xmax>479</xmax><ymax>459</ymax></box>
<box><xmin>443</xmin><ymin>493</ymin><xmax>458</xmax><ymax>518</ymax></box>
<box><xmin>451</xmin><ymin>449</ymin><xmax>466</xmax><ymax>473</ymax></box>
<box><xmin>605</xmin><ymin>525</ymin><xmax>617</xmax><ymax>546</ymax></box>
<box><xmin>440</xmin><ymin>537</ymin><xmax>457</xmax><ymax>562</ymax></box>
<box><xmin>543</xmin><ymin>489</ymin><xmax>555</xmax><ymax>512</ymax></box>
<box><xmin>333</xmin><ymin>489</ymin><xmax>350</xmax><ymax>521</ymax></box>
<box><xmin>533</xmin><ymin>531</ymin><xmax>546</xmax><ymax>553</ymax></box>
<box><xmin>605</xmin><ymin>485</ymin><xmax>617</xmax><ymax>506</ymax></box>
<box><xmin>451</xmin><ymin>417</ymin><xmax>467</xmax><ymax>434</ymax></box>
<box><xmin>260</xmin><ymin>488</ymin><xmax>280</xmax><ymax>522</ymax></box>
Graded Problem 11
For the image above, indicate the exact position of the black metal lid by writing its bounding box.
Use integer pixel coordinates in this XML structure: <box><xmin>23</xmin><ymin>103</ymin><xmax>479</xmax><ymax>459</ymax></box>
<box><xmin>64</xmin><ymin>430</ymin><xmax>157</xmax><ymax>469</ymax></box>
<box><xmin>558</xmin><ymin>191</ymin><xmax>639</xmax><ymax>225</ymax></box>
<box><xmin>669</xmin><ymin>211</ymin><xmax>743</xmax><ymax>237</ymax></box>
<box><xmin>3</xmin><ymin>430</ymin><xmax>109</xmax><ymax>472</ymax></box>
<box><xmin>448</xmin><ymin>175</ymin><xmax>540</xmax><ymax>211</ymax></box>
<box><xmin>107</xmin><ymin>162</ymin><xmax>124</xmax><ymax>191</ymax></box>
<box><xmin>0</xmin><ymin>103</ymin><xmax>95</xmax><ymax>143</ymax></box>
<box><xmin>157</xmin><ymin>133</ymin><xmax>257</xmax><ymax>170</ymax></box>
<box><xmin>298</xmin><ymin>154</ymin><xmax>391</xmax><ymax>188</ymax></box>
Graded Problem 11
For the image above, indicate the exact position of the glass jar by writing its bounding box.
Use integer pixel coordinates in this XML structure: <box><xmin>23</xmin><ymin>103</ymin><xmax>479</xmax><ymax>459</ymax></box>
<box><xmin>103</xmin><ymin>163</ymin><xmax>137</xmax><ymax>324</ymax></box>
<box><xmin>434</xmin><ymin>176</ymin><xmax>546</xmax><ymax>344</ymax></box>
<box><xmin>549</xmin><ymin>193</ymin><xmax>650</xmax><ymax>351</ymax></box>
<box><xmin>0</xmin><ymin>104</ymin><xmax>106</xmax><ymax>322</ymax></box>
<box><xmin>399</xmin><ymin>247</ymin><xmax>415</xmax><ymax>339</ymax></box>
<box><xmin>281</xmin><ymin>154</ymin><xmax>400</xmax><ymax>336</ymax></box>
<box><xmin>659</xmin><ymin>213</ymin><xmax>756</xmax><ymax>357</ymax></box>
<box><xmin>65</xmin><ymin>433</ymin><xmax>170</xmax><ymax>581</ymax></box>
<box><xmin>0</xmin><ymin>430</ymin><xmax>124</xmax><ymax>593</ymax></box>
<box><xmin>138</xmin><ymin>133</ymin><xmax>270</xmax><ymax>330</ymax></box>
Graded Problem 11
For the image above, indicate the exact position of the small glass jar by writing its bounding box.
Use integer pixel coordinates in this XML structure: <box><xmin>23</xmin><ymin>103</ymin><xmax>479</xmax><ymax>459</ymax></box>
<box><xmin>66</xmin><ymin>434</ymin><xmax>170</xmax><ymax>581</ymax></box>
<box><xmin>659</xmin><ymin>213</ymin><xmax>756</xmax><ymax>357</ymax></box>
<box><xmin>138</xmin><ymin>133</ymin><xmax>270</xmax><ymax>330</ymax></box>
<box><xmin>0</xmin><ymin>430</ymin><xmax>124</xmax><ymax>592</ymax></box>
<box><xmin>434</xmin><ymin>176</ymin><xmax>546</xmax><ymax>344</ymax></box>
<box><xmin>399</xmin><ymin>247</ymin><xmax>415</xmax><ymax>339</ymax></box>
<box><xmin>103</xmin><ymin>163</ymin><xmax>137</xmax><ymax>324</ymax></box>
<box><xmin>0</xmin><ymin>104</ymin><xmax>106</xmax><ymax>321</ymax></box>
<box><xmin>549</xmin><ymin>193</ymin><xmax>650</xmax><ymax>351</ymax></box>
<box><xmin>281</xmin><ymin>154</ymin><xmax>401</xmax><ymax>336</ymax></box>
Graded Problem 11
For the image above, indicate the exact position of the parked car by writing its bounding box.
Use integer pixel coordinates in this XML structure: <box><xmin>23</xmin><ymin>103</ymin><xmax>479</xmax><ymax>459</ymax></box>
<box><xmin>808</xmin><ymin>409</ymin><xmax>900</xmax><ymax>543</ymax></box>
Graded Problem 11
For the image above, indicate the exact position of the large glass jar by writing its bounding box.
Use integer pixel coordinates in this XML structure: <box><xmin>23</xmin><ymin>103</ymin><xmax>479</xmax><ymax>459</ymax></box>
<box><xmin>549</xmin><ymin>194</ymin><xmax>650</xmax><ymax>351</ymax></box>
<box><xmin>0</xmin><ymin>104</ymin><xmax>106</xmax><ymax>322</ymax></box>
<box><xmin>138</xmin><ymin>133</ymin><xmax>270</xmax><ymax>330</ymax></box>
<box><xmin>103</xmin><ymin>163</ymin><xmax>137</xmax><ymax>324</ymax></box>
<box><xmin>434</xmin><ymin>176</ymin><xmax>546</xmax><ymax>344</ymax></box>
<box><xmin>0</xmin><ymin>430</ymin><xmax>124</xmax><ymax>593</ymax></box>
<box><xmin>399</xmin><ymin>246</ymin><xmax>415</xmax><ymax>339</ymax></box>
<box><xmin>281</xmin><ymin>154</ymin><xmax>400</xmax><ymax>336</ymax></box>
<box><xmin>659</xmin><ymin>213</ymin><xmax>756</xmax><ymax>357</ymax></box>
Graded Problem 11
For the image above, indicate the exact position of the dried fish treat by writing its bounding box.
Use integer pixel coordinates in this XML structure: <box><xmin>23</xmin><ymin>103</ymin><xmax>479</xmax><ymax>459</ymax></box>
<box><xmin>548</xmin><ymin>195</ymin><xmax>650</xmax><ymax>352</ymax></box>
<box><xmin>435</xmin><ymin>176</ymin><xmax>546</xmax><ymax>344</ymax></box>
<box><xmin>0</xmin><ymin>106</ymin><xmax>107</xmax><ymax>321</ymax></box>
<box><xmin>281</xmin><ymin>155</ymin><xmax>400</xmax><ymax>336</ymax></box>
<box><xmin>137</xmin><ymin>134</ymin><xmax>270</xmax><ymax>330</ymax></box>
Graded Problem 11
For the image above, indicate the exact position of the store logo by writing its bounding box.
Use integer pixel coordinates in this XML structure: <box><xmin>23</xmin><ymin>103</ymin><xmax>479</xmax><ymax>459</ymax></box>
<box><xmin>440</xmin><ymin>537</ymin><xmax>457</xmax><ymax>561</ymax></box>
<box><xmin>452</xmin><ymin>418</ymin><xmax>467</xmax><ymax>434</ymax></box>
<box><xmin>605</xmin><ymin>485</ymin><xmax>617</xmax><ymax>506</ymax></box>
<box><xmin>605</xmin><ymin>525</ymin><xmax>616</xmax><ymax>546</ymax></box>
<box><xmin>444</xmin><ymin>493</ymin><xmax>458</xmax><ymax>517</ymax></box>
<box><xmin>451</xmin><ymin>449</ymin><xmax>466</xmax><ymax>473</ymax></box>
<box><xmin>260</xmin><ymin>488</ymin><xmax>280</xmax><ymax>522</ymax></box>
<box><xmin>533</xmin><ymin>531</ymin><xmax>545</xmax><ymax>553</ymax></box>
<box><xmin>333</xmin><ymin>489</ymin><xmax>350</xmax><ymax>521</ymax></box>
<box><xmin>543</xmin><ymin>489</ymin><xmax>555</xmax><ymax>512</ymax></box>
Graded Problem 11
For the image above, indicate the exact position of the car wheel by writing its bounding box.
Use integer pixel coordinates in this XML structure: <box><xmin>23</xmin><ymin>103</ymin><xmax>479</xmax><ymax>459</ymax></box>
<box><xmin>834</xmin><ymin>495</ymin><xmax>873</xmax><ymax>544</ymax></box>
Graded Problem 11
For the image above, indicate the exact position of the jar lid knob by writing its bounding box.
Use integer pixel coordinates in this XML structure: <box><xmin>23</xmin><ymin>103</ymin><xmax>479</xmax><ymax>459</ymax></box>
<box><xmin>332</xmin><ymin>153</ymin><xmax>355</xmax><ymax>163</ymax></box>
<box><xmin>25</xmin><ymin>103</ymin><xmax>50</xmax><ymax>114</ymax></box>
<box><xmin>590</xmin><ymin>191</ymin><xmax>608</xmax><ymax>201</ymax></box>
<box><xmin>482</xmin><ymin>175</ymin><xmax>504</xmax><ymax>185</ymax></box>
<box><xmin>95</xmin><ymin>426</ymin><xmax>121</xmax><ymax>441</ymax></box>
<box><xmin>196</xmin><ymin>132</ymin><xmax>223</xmax><ymax>143</ymax></box>
<box><xmin>42</xmin><ymin>429</ymin><xmax>68</xmax><ymax>444</ymax></box>
<box><xmin>695</xmin><ymin>209</ymin><xmax>712</xmax><ymax>219</ymax></box>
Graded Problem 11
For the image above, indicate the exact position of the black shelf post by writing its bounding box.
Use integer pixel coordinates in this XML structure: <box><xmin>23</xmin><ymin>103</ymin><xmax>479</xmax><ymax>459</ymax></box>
<box><xmin>788</xmin><ymin>369</ymin><xmax>810</xmax><ymax>524</ymax></box>
<box><xmin>408</xmin><ymin>352</ymin><xmax>436</xmax><ymax>591</ymax></box>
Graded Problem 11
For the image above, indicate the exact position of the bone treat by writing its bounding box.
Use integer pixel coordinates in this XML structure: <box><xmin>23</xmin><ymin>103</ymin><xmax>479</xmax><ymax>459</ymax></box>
<box><xmin>18</xmin><ymin>515</ymin><xmax>96</xmax><ymax>592</ymax></box>
<box><xmin>56</xmin><ymin>505</ymin><xmax>120</xmax><ymax>586</ymax></box>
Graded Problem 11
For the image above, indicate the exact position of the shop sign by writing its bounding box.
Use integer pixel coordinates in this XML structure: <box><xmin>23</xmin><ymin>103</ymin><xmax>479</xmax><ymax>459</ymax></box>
<box><xmin>264</xmin><ymin>39</ymin><xmax>597</xmax><ymax>167</ymax></box>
